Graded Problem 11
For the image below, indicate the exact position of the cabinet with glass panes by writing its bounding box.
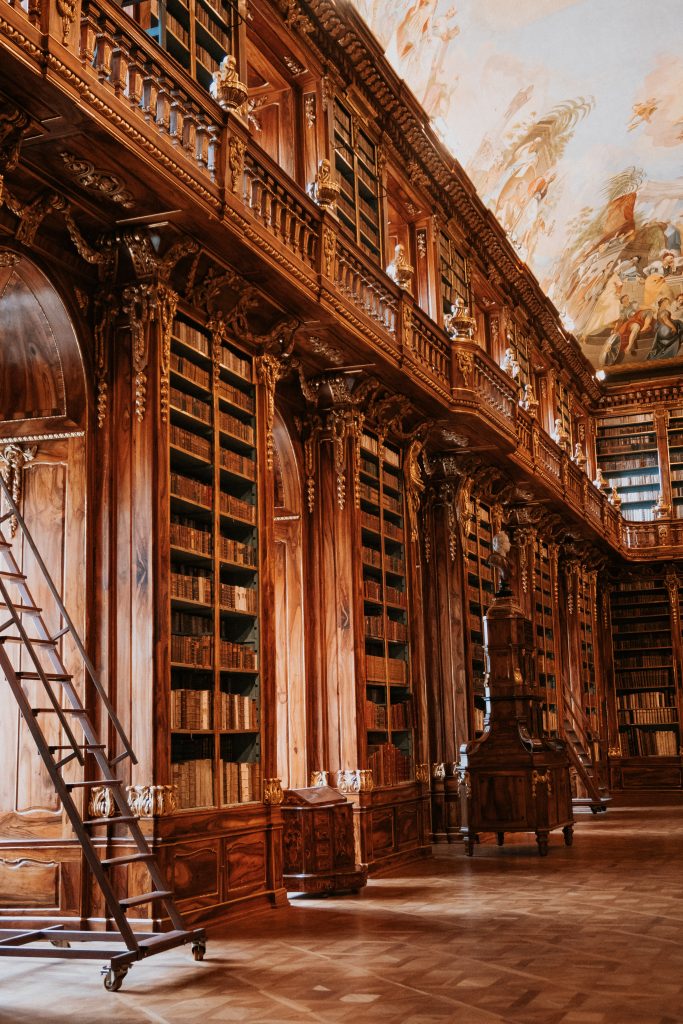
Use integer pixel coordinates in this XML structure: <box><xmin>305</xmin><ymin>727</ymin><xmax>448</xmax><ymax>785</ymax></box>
<box><xmin>360</xmin><ymin>430</ymin><xmax>413</xmax><ymax>786</ymax></box>
<box><xmin>463</xmin><ymin>500</ymin><xmax>495</xmax><ymax>738</ymax></box>
<box><xmin>333</xmin><ymin>100</ymin><xmax>382</xmax><ymax>262</ymax></box>
<box><xmin>168</xmin><ymin>315</ymin><xmax>261</xmax><ymax>811</ymax></box>
<box><xmin>595</xmin><ymin>412</ymin><xmax>661</xmax><ymax>522</ymax></box>
<box><xmin>610</xmin><ymin>578</ymin><xmax>679</xmax><ymax>758</ymax></box>
<box><xmin>124</xmin><ymin>0</ymin><xmax>238</xmax><ymax>93</ymax></box>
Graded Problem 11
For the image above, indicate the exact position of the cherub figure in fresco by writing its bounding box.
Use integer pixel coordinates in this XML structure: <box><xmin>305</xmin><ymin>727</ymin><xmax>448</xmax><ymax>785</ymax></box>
<box><xmin>602</xmin><ymin>294</ymin><xmax>654</xmax><ymax>365</ymax></box>
<box><xmin>647</xmin><ymin>297</ymin><xmax>683</xmax><ymax>361</ymax></box>
<box><xmin>390</xmin><ymin>0</ymin><xmax>460</xmax><ymax>119</ymax></box>
<box><xmin>628</xmin><ymin>98</ymin><xmax>658</xmax><ymax>132</ymax></box>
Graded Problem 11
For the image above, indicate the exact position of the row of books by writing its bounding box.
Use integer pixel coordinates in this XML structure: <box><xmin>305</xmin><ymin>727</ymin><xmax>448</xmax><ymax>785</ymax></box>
<box><xmin>217</xmin><ymin>378</ymin><xmax>254</xmax><ymax>413</ymax></box>
<box><xmin>171</xmin><ymin>351</ymin><xmax>210</xmax><ymax>390</ymax></box>
<box><xmin>606</xmin><ymin>474</ymin><xmax>660</xmax><ymax>488</ymax></box>
<box><xmin>616</xmin><ymin>656</ymin><xmax>672</xmax><ymax>668</ymax></box>
<box><xmin>620</xmin><ymin>730</ymin><xmax>679</xmax><ymax>757</ymax></box>
<box><xmin>173</xmin><ymin>757</ymin><xmax>213</xmax><ymax>808</ymax></box>
<box><xmin>220</xmin><ymin>583</ymin><xmax>257</xmax><ymax>614</ymax></box>
<box><xmin>171</xmin><ymin>515</ymin><xmax>212</xmax><ymax>554</ymax></box>
<box><xmin>173</xmin><ymin>611</ymin><xmax>212</xmax><ymax>636</ymax></box>
<box><xmin>391</xmin><ymin>699</ymin><xmax>413</xmax><ymax>729</ymax></box>
<box><xmin>196</xmin><ymin>44</ymin><xmax>220</xmax><ymax>73</ymax></box>
<box><xmin>385</xmin><ymin>585</ymin><xmax>406</xmax><ymax>607</ymax></box>
<box><xmin>366</xmin><ymin>655</ymin><xmax>408</xmax><ymax>683</ymax></box>
<box><xmin>598</xmin><ymin>456</ymin><xmax>657</xmax><ymax>472</ymax></box>
<box><xmin>618</xmin><ymin>708</ymin><xmax>678</xmax><ymax>725</ymax></box>
<box><xmin>365</xmin><ymin>614</ymin><xmax>383</xmax><ymax>638</ymax></box>
<box><xmin>171</xmin><ymin>386</ymin><xmax>211</xmax><ymax>423</ymax></box>
<box><xmin>362</xmin><ymin>545</ymin><xmax>381</xmax><ymax>568</ymax></box>
<box><xmin>220</xmin><ymin>447</ymin><xmax>256</xmax><ymax>479</ymax></box>
<box><xmin>171</xmin><ymin>688</ymin><xmax>212</xmax><ymax>730</ymax></box>
<box><xmin>616</xmin><ymin>672</ymin><xmax>672</xmax><ymax>688</ymax></box>
<box><xmin>361</xmin><ymin>457</ymin><xmax>379</xmax><ymax>479</ymax></box>
<box><xmin>386</xmin><ymin>618</ymin><xmax>408</xmax><ymax>642</ymax></box>
<box><xmin>473</xmin><ymin>706</ymin><xmax>485</xmax><ymax>733</ymax></box>
<box><xmin>596</xmin><ymin>437</ymin><xmax>656</xmax><ymax>454</ymax></box>
<box><xmin>618</xmin><ymin>689</ymin><xmax>675</xmax><ymax>710</ymax></box>
<box><xmin>171</xmin><ymin>635</ymin><xmax>258</xmax><ymax>671</ymax></box>
<box><xmin>359</xmin><ymin>483</ymin><xmax>379</xmax><ymax>504</ymax></box>
<box><xmin>171</xmin><ymin>471</ymin><xmax>212</xmax><ymax>507</ymax></box>
<box><xmin>543</xmin><ymin>710</ymin><xmax>559</xmax><ymax>733</ymax></box>
<box><xmin>219</xmin><ymin>692</ymin><xmax>258</xmax><ymax>731</ymax></box>
<box><xmin>171</xmin><ymin>424</ymin><xmax>211</xmax><ymax>461</ymax></box>
<box><xmin>613</xmin><ymin>620</ymin><xmax>670</xmax><ymax>635</ymax></box>
<box><xmin>383</xmin><ymin>493</ymin><xmax>402</xmax><ymax>515</ymax></box>
<box><xmin>219</xmin><ymin>491</ymin><xmax>256</xmax><ymax>523</ymax></box>
<box><xmin>219</xmin><ymin>410</ymin><xmax>254</xmax><ymax>445</ymax></box>
<box><xmin>365</xmin><ymin>700</ymin><xmax>387</xmax><ymax>729</ymax></box>
<box><xmin>193</xmin><ymin>3</ymin><xmax>230</xmax><ymax>47</ymax></box>
<box><xmin>171</xmin><ymin>569</ymin><xmax>212</xmax><ymax>604</ymax></box>
<box><xmin>222</xmin><ymin>760</ymin><xmax>261</xmax><ymax>804</ymax></box>
<box><xmin>220</xmin><ymin>536</ymin><xmax>257</xmax><ymax>567</ymax></box>
<box><xmin>172</xmin><ymin>322</ymin><xmax>251</xmax><ymax>381</ymax></box>
<box><xmin>367</xmin><ymin>742</ymin><xmax>411</xmax><ymax>786</ymax></box>
<box><xmin>613</xmin><ymin>639</ymin><xmax>672</xmax><ymax>652</ymax></box>
<box><xmin>364</xmin><ymin>580</ymin><xmax>382</xmax><ymax>601</ymax></box>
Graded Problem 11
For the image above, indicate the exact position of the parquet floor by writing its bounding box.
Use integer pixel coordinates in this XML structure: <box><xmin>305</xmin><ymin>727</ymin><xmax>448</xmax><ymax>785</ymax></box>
<box><xmin>2</xmin><ymin>803</ymin><xmax>683</xmax><ymax>1024</ymax></box>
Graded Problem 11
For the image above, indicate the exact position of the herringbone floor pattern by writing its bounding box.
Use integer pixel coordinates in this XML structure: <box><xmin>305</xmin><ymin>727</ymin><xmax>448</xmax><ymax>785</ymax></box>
<box><xmin>1</xmin><ymin>803</ymin><xmax>682</xmax><ymax>1023</ymax></box>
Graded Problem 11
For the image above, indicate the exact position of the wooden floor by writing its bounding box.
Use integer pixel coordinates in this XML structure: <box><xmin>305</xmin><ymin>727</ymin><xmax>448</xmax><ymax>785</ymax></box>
<box><xmin>2</xmin><ymin>802</ymin><xmax>682</xmax><ymax>1024</ymax></box>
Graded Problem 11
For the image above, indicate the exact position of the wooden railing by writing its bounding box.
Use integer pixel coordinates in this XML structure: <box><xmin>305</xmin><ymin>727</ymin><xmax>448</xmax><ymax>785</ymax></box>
<box><xmin>469</xmin><ymin>348</ymin><xmax>518</xmax><ymax>426</ymax></box>
<box><xmin>407</xmin><ymin>305</ymin><xmax>451</xmax><ymax>393</ymax></box>
<box><xmin>333</xmin><ymin>238</ymin><xmax>399</xmax><ymax>339</ymax></box>
<box><xmin>242</xmin><ymin>149</ymin><xmax>318</xmax><ymax>269</ymax></box>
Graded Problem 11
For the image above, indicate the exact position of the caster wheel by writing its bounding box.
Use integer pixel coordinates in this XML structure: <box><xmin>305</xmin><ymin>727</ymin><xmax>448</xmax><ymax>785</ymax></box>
<box><xmin>192</xmin><ymin>942</ymin><xmax>206</xmax><ymax>962</ymax></box>
<box><xmin>102</xmin><ymin>966</ymin><xmax>128</xmax><ymax>992</ymax></box>
<box><xmin>591</xmin><ymin>806</ymin><xmax>599</xmax><ymax>814</ymax></box>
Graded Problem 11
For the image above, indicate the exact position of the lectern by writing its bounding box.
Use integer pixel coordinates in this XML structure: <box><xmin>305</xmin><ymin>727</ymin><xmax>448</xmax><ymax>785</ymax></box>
<box><xmin>458</xmin><ymin>590</ymin><xmax>573</xmax><ymax>856</ymax></box>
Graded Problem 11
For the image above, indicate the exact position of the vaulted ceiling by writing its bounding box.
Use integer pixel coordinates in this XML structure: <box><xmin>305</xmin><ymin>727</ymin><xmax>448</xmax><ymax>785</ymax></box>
<box><xmin>348</xmin><ymin>0</ymin><xmax>683</xmax><ymax>372</ymax></box>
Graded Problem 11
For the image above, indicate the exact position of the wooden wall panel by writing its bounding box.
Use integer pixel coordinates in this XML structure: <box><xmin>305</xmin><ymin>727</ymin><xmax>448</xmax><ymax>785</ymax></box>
<box><xmin>225</xmin><ymin>835</ymin><xmax>267</xmax><ymax>894</ymax></box>
<box><xmin>0</xmin><ymin>858</ymin><xmax>59</xmax><ymax>908</ymax></box>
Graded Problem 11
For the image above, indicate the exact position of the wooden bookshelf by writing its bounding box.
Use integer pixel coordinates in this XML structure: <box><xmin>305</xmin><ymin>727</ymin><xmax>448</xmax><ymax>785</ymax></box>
<box><xmin>360</xmin><ymin>430</ymin><xmax>413</xmax><ymax>786</ymax></box>
<box><xmin>595</xmin><ymin>412</ymin><xmax>661</xmax><ymax>521</ymax></box>
<box><xmin>125</xmin><ymin>0</ymin><xmax>238</xmax><ymax>93</ymax></box>
<box><xmin>463</xmin><ymin>500</ymin><xmax>495</xmax><ymax>738</ymax></box>
<box><xmin>578</xmin><ymin>571</ymin><xmax>600</xmax><ymax>738</ymax></box>
<box><xmin>533</xmin><ymin>538</ymin><xmax>559</xmax><ymax>737</ymax></box>
<box><xmin>169</xmin><ymin>315</ymin><xmax>260</xmax><ymax>811</ymax></box>
<box><xmin>610</xmin><ymin>578</ymin><xmax>679</xmax><ymax>758</ymax></box>
<box><xmin>667</xmin><ymin>408</ymin><xmax>683</xmax><ymax>518</ymax></box>
<box><xmin>438</xmin><ymin>230</ymin><xmax>469</xmax><ymax>319</ymax></box>
<box><xmin>333</xmin><ymin>100</ymin><xmax>382</xmax><ymax>262</ymax></box>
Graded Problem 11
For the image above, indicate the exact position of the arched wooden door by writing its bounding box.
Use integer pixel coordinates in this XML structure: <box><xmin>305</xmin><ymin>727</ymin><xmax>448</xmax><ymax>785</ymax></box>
<box><xmin>0</xmin><ymin>250</ymin><xmax>88</xmax><ymax>916</ymax></box>
<box><xmin>272</xmin><ymin>411</ymin><xmax>307</xmax><ymax>790</ymax></box>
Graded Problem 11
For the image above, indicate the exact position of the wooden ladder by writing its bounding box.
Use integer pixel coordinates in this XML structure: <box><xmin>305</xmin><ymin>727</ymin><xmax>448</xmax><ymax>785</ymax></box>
<box><xmin>561</xmin><ymin>680</ymin><xmax>610</xmax><ymax>814</ymax></box>
<box><xmin>0</xmin><ymin>477</ymin><xmax>205</xmax><ymax>991</ymax></box>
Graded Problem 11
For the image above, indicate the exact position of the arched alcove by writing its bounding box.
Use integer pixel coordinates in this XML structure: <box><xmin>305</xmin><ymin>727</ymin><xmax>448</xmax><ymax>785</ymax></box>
<box><xmin>272</xmin><ymin>410</ymin><xmax>307</xmax><ymax>790</ymax></box>
<box><xmin>0</xmin><ymin>250</ymin><xmax>86</xmax><ymax>434</ymax></box>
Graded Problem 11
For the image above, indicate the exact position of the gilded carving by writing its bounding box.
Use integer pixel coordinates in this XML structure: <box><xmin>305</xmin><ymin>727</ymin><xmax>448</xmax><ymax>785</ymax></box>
<box><xmin>4</xmin><ymin>189</ymin><xmax>66</xmax><ymax>247</ymax></box>
<box><xmin>310</xmin><ymin>769</ymin><xmax>328</xmax><ymax>787</ymax></box>
<box><xmin>121</xmin><ymin>283</ymin><xmax>156</xmax><ymax>422</ymax></box>
<box><xmin>304</xmin><ymin>95</ymin><xmax>316</xmax><ymax>128</ymax></box>
<box><xmin>207</xmin><ymin>313</ymin><xmax>228</xmax><ymax>385</ymax></box>
<box><xmin>456</xmin><ymin>350</ymin><xmax>474</xmax><ymax>386</ymax></box>
<box><xmin>336</xmin><ymin>769</ymin><xmax>374</xmax><ymax>793</ymax></box>
<box><xmin>0</xmin><ymin>251</ymin><xmax>19</xmax><ymax>267</ymax></box>
<box><xmin>57</xmin><ymin>0</ymin><xmax>76</xmax><ymax>43</ymax></box>
<box><xmin>210</xmin><ymin>55</ymin><xmax>248</xmax><ymax>111</ymax></box>
<box><xmin>263</xmin><ymin>778</ymin><xmax>284</xmax><ymax>804</ymax></box>
<box><xmin>0</xmin><ymin>443</ymin><xmax>37</xmax><ymax>536</ymax></box>
<box><xmin>432</xmin><ymin>762</ymin><xmax>446</xmax><ymax>780</ymax></box>
<box><xmin>328</xmin><ymin>407</ymin><xmax>349</xmax><ymax>511</ymax></box>
<box><xmin>228</xmin><ymin>134</ymin><xmax>246</xmax><ymax>193</ymax></box>
<box><xmin>309</xmin><ymin>158</ymin><xmax>340</xmax><ymax>211</ymax></box>
<box><xmin>255</xmin><ymin>354</ymin><xmax>286</xmax><ymax>470</ymax></box>
<box><xmin>158</xmin><ymin>285</ymin><xmax>178</xmax><ymax>423</ymax></box>
<box><xmin>322</xmin><ymin>224</ymin><xmax>336</xmax><ymax>277</ymax></box>
<box><xmin>405</xmin><ymin>437</ymin><xmax>426</xmax><ymax>542</ymax></box>
<box><xmin>87</xmin><ymin>785</ymin><xmax>117</xmax><ymax>819</ymax></box>
<box><xmin>531</xmin><ymin>769</ymin><xmax>552</xmax><ymax>798</ymax></box>
<box><xmin>0</xmin><ymin>104</ymin><xmax>29</xmax><ymax>205</ymax></box>
<box><xmin>665</xmin><ymin>571</ymin><xmax>679</xmax><ymax>623</ymax></box>
<box><xmin>455</xmin><ymin>767</ymin><xmax>471</xmax><ymax>797</ymax></box>
<box><xmin>126</xmin><ymin>784</ymin><xmax>177</xmax><ymax>816</ymax></box>
<box><xmin>59</xmin><ymin>151</ymin><xmax>135</xmax><ymax>208</ymax></box>
<box><xmin>349</xmin><ymin>409</ymin><xmax>364</xmax><ymax>511</ymax></box>
<box><xmin>415</xmin><ymin>763</ymin><xmax>430</xmax><ymax>783</ymax></box>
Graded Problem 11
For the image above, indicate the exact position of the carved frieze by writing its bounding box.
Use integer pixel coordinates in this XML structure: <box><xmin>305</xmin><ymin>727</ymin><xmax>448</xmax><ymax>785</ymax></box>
<box><xmin>0</xmin><ymin>105</ymin><xmax>30</xmax><ymax>205</ymax></box>
<box><xmin>60</xmin><ymin>151</ymin><xmax>135</xmax><ymax>208</ymax></box>
<box><xmin>126</xmin><ymin>784</ymin><xmax>177</xmax><ymax>816</ymax></box>
<box><xmin>263</xmin><ymin>778</ymin><xmax>284</xmax><ymax>804</ymax></box>
<box><xmin>255</xmin><ymin>353</ymin><xmax>287</xmax><ymax>470</ymax></box>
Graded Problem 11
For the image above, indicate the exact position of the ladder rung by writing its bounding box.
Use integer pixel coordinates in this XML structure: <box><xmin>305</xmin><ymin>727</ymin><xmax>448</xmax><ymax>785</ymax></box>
<box><xmin>18</xmin><ymin>672</ymin><xmax>71</xmax><ymax>680</ymax></box>
<box><xmin>102</xmin><ymin>853</ymin><xmax>155</xmax><ymax>867</ymax></box>
<box><xmin>55</xmin><ymin>752</ymin><xmax>80</xmax><ymax>769</ymax></box>
<box><xmin>110</xmin><ymin>751</ymin><xmax>133</xmax><ymax>766</ymax></box>
<box><xmin>120</xmin><ymin>890</ymin><xmax>173</xmax><ymax>908</ymax></box>
<box><xmin>83</xmin><ymin>815</ymin><xmax>136</xmax><ymax>827</ymax></box>
<box><xmin>12</xmin><ymin>604</ymin><xmax>42</xmax><ymax>614</ymax></box>
<box><xmin>31</xmin><ymin>707</ymin><xmax>87</xmax><ymax>715</ymax></box>
<box><xmin>51</xmin><ymin>625</ymin><xmax>70</xmax><ymax>641</ymax></box>
<box><xmin>66</xmin><ymin>779</ymin><xmax>123</xmax><ymax>790</ymax></box>
<box><xmin>0</xmin><ymin>570</ymin><xmax>26</xmax><ymax>580</ymax></box>
<box><xmin>49</xmin><ymin>744</ymin><xmax>106</xmax><ymax>752</ymax></box>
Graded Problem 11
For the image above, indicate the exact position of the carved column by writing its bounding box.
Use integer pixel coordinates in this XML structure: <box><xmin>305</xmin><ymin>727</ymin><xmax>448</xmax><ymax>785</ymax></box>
<box><xmin>654</xmin><ymin>409</ymin><xmax>672</xmax><ymax>515</ymax></box>
<box><xmin>422</xmin><ymin>466</ymin><xmax>469</xmax><ymax>842</ymax></box>
<box><xmin>302</xmin><ymin>374</ymin><xmax>366</xmax><ymax>783</ymax></box>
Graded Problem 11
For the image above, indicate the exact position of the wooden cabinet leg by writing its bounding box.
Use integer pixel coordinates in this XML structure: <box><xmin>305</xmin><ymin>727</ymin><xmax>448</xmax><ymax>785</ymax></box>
<box><xmin>536</xmin><ymin>831</ymin><xmax>549</xmax><ymax>856</ymax></box>
<box><xmin>563</xmin><ymin>825</ymin><xmax>574</xmax><ymax>846</ymax></box>
<box><xmin>496</xmin><ymin>832</ymin><xmax>504</xmax><ymax>846</ymax></box>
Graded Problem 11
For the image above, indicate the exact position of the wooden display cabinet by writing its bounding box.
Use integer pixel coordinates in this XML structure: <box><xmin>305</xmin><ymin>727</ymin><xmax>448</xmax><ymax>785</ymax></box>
<box><xmin>459</xmin><ymin>594</ymin><xmax>574</xmax><ymax>856</ymax></box>
<box><xmin>281</xmin><ymin>787</ymin><xmax>367</xmax><ymax>895</ymax></box>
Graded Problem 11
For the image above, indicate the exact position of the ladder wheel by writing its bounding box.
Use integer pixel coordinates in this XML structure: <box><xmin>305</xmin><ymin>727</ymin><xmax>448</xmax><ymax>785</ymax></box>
<box><xmin>103</xmin><ymin>966</ymin><xmax>128</xmax><ymax>992</ymax></box>
<box><xmin>192</xmin><ymin>941</ymin><xmax>206</xmax><ymax>962</ymax></box>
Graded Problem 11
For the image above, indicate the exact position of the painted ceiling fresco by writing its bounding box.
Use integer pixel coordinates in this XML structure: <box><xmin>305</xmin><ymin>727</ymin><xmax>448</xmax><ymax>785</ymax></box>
<box><xmin>348</xmin><ymin>0</ymin><xmax>683</xmax><ymax>371</ymax></box>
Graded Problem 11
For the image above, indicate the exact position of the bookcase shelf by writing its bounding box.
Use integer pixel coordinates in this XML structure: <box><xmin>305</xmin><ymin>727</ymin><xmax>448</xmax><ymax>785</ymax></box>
<box><xmin>169</xmin><ymin>315</ymin><xmax>261</xmax><ymax>811</ymax></box>
<box><xmin>464</xmin><ymin>500</ymin><xmax>495</xmax><ymax>737</ymax></box>
<box><xmin>361</xmin><ymin>430</ymin><xmax>413</xmax><ymax>786</ymax></box>
<box><xmin>596</xmin><ymin>413</ymin><xmax>661</xmax><ymax>521</ymax></box>
<box><xmin>667</xmin><ymin>409</ymin><xmax>683</xmax><ymax>518</ymax></box>
<box><xmin>610</xmin><ymin>578</ymin><xmax>680</xmax><ymax>758</ymax></box>
<box><xmin>333</xmin><ymin>101</ymin><xmax>382</xmax><ymax>263</ymax></box>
